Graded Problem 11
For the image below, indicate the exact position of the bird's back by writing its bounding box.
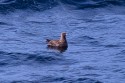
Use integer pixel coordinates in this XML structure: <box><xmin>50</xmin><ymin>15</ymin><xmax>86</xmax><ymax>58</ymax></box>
<box><xmin>46</xmin><ymin>32</ymin><xmax>68</xmax><ymax>47</ymax></box>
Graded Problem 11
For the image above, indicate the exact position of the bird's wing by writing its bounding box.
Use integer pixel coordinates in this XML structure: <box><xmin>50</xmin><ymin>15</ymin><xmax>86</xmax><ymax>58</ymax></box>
<box><xmin>48</xmin><ymin>40</ymin><xmax>60</xmax><ymax>46</ymax></box>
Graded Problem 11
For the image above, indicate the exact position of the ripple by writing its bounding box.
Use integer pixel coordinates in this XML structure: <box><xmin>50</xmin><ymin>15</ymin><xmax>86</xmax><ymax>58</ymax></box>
<box><xmin>82</xmin><ymin>36</ymin><xmax>95</xmax><ymax>40</ymax></box>
<box><xmin>118</xmin><ymin>50</ymin><xmax>125</xmax><ymax>55</ymax></box>
<box><xmin>42</xmin><ymin>76</ymin><xmax>66</xmax><ymax>82</ymax></box>
<box><xmin>27</xmin><ymin>21</ymin><xmax>55</xmax><ymax>24</ymax></box>
<box><xmin>88</xmin><ymin>41</ymin><xmax>100</xmax><ymax>46</ymax></box>
<box><xmin>41</xmin><ymin>76</ymin><xmax>103</xmax><ymax>83</ymax></box>
<box><xmin>26</xmin><ymin>54</ymin><xmax>62</xmax><ymax>63</ymax></box>
<box><xmin>112</xmin><ymin>50</ymin><xmax>125</xmax><ymax>63</ymax></box>
<box><xmin>0</xmin><ymin>61</ymin><xmax>8</xmax><ymax>66</ymax></box>
<box><xmin>0</xmin><ymin>51</ymin><xmax>63</xmax><ymax>66</ymax></box>
<box><xmin>74</xmin><ymin>35</ymin><xmax>95</xmax><ymax>44</ymax></box>
<box><xmin>104</xmin><ymin>44</ymin><xmax>120</xmax><ymax>48</ymax></box>
<box><xmin>20</xmin><ymin>31</ymin><xmax>38</xmax><ymax>36</ymax></box>
<box><xmin>78</xmin><ymin>35</ymin><xmax>95</xmax><ymax>40</ymax></box>
<box><xmin>69</xmin><ymin>22</ymin><xmax>81</xmax><ymax>26</ymax></box>
<box><xmin>10</xmin><ymin>77</ymin><xmax>65</xmax><ymax>83</ymax></box>
<box><xmin>64</xmin><ymin>78</ymin><xmax>103</xmax><ymax>83</ymax></box>
<box><xmin>112</xmin><ymin>68</ymin><xmax>123</xmax><ymax>73</ymax></box>
<box><xmin>83</xmin><ymin>74</ymin><xmax>101</xmax><ymax>77</ymax></box>
<box><xmin>81</xmin><ymin>66</ymin><xmax>98</xmax><ymax>70</ymax></box>
<box><xmin>11</xmin><ymin>80</ymin><xmax>39</xmax><ymax>83</ymax></box>
<box><xmin>0</xmin><ymin>22</ymin><xmax>13</xmax><ymax>26</ymax></box>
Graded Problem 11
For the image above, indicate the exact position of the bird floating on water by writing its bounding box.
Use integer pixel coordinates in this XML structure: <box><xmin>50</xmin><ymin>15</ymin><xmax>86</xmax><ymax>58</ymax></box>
<box><xmin>46</xmin><ymin>32</ymin><xmax>68</xmax><ymax>52</ymax></box>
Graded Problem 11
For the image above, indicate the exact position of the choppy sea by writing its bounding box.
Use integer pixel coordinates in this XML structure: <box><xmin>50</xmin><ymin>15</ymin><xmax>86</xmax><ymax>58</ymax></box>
<box><xmin>0</xmin><ymin>0</ymin><xmax>125</xmax><ymax>83</ymax></box>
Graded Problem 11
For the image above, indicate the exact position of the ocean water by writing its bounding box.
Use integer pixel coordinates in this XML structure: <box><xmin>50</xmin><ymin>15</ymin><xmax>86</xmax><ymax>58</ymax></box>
<box><xmin>0</xmin><ymin>0</ymin><xmax>125</xmax><ymax>83</ymax></box>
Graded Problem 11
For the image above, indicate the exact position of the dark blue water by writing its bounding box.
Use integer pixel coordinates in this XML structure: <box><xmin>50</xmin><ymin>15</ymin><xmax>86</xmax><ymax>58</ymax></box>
<box><xmin>0</xmin><ymin>0</ymin><xmax>125</xmax><ymax>83</ymax></box>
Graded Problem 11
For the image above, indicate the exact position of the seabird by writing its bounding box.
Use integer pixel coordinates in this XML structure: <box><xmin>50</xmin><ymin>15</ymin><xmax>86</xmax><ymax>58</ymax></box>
<box><xmin>46</xmin><ymin>32</ymin><xmax>68</xmax><ymax>48</ymax></box>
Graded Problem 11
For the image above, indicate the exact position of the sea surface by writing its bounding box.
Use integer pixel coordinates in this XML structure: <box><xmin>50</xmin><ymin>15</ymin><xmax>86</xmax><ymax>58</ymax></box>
<box><xmin>0</xmin><ymin>0</ymin><xmax>125</xmax><ymax>83</ymax></box>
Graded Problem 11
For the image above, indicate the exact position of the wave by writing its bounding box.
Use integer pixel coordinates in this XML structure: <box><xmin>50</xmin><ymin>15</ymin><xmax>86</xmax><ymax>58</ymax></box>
<box><xmin>10</xmin><ymin>77</ymin><xmax>103</xmax><ymax>83</ymax></box>
<box><xmin>62</xmin><ymin>0</ymin><xmax>125</xmax><ymax>9</ymax></box>
<box><xmin>41</xmin><ymin>76</ymin><xmax>103</xmax><ymax>83</ymax></box>
<box><xmin>0</xmin><ymin>0</ymin><xmax>125</xmax><ymax>12</ymax></box>
<box><xmin>0</xmin><ymin>51</ymin><xmax>62</xmax><ymax>66</ymax></box>
<box><xmin>0</xmin><ymin>0</ymin><xmax>58</xmax><ymax>12</ymax></box>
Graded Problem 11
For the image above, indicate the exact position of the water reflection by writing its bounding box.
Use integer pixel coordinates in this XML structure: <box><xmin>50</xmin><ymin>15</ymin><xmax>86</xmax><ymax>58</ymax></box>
<box><xmin>47</xmin><ymin>46</ymin><xmax>68</xmax><ymax>53</ymax></box>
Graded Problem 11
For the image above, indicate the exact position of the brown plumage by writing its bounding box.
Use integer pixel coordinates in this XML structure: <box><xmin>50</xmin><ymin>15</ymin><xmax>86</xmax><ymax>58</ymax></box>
<box><xmin>46</xmin><ymin>32</ymin><xmax>68</xmax><ymax>48</ymax></box>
